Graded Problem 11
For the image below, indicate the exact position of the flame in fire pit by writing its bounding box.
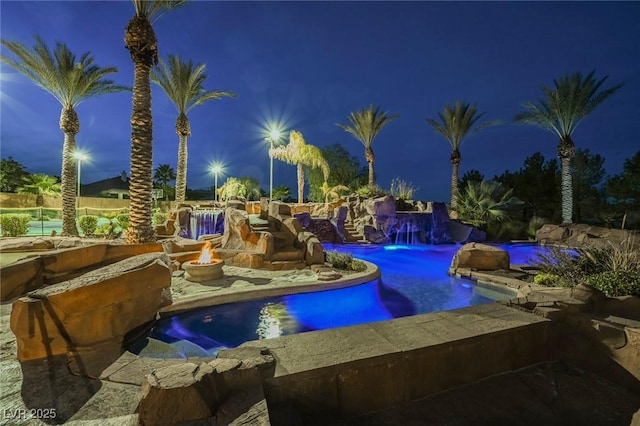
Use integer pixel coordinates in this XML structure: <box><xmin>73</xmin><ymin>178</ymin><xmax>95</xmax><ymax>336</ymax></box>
<box><xmin>197</xmin><ymin>241</ymin><xmax>216</xmax><ymax>264</ymax></box>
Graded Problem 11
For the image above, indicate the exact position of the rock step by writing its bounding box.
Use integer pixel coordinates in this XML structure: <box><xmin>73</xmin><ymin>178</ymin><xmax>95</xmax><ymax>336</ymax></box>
<box><xmin>262</xmin><ymin>260</ymin><xmax>307</xmax><ymax>271</ymax></box>
<box><xmin>270</xmin><ymin>249</ymin><xmax>304</xmax><ymax>261</ymax></box>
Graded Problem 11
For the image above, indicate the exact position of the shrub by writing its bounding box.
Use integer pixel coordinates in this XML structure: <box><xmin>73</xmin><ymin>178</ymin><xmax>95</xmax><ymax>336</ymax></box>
<box><xmin>350</xmin><ymin>259</ymin><xmax>367</xmax><ymax>272</ymax></box>
<box><xmin>153</xmin><ymin>211</ymin><xmax>168</xmax><ymax>226</ymax></box>
<box><xmin>389</xmin><ymin>177</ymin><xmax>416</xmax><ymax>200</ymax></box>
<box><xmin>533</xmin><ymin>273</ymin><xmax>562</xmax><ymax>286</ymax></box>
<box><xmin>527</xmin><ymin>216</ymin><xmax>547</xmax><ymax>240</ymax></box>
<box><xmin>0</xmin><ymin>214</ymin><xmax>31</xmax><ymax>237</ymax></box>
<box><xmin>326</xmin><ymin>250</ymin><xmax>367</xmax><ymax>272</ymax></box>
<box><xmin>116</xmin><ymin>213</ymin><xmax>130</xmax><ymax>230</ymax></box>
<box><xmin>488</xmin><ymin>219</ymin><xmax>525</xmax><ymax>241</ymax></box>
<box><xmin>78</xmin><ymin>215</ymin><xmax>99</xmax><ymax>235</ymax></box>
<box><xmin>356</xmin><ymin>184</ymin><xmax>386</xmax><ymax>199</ymax></box>
<box><xmin>585</xmin><ymin>271</ymin><xmax>640</xmax><ymax>297</ymax></box>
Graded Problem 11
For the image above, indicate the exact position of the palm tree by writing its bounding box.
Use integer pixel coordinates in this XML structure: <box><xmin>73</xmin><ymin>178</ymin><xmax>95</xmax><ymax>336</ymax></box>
<box><xmin>320</xmin><ymin>182</ymin><xmax>349</xmax><ymax>205</ymax></box>
<box><xmin>514</xmin><ymin>70</ymin><xmax>622</xmax><ymax>224</ymax></box>
<box><xmin>153</xmin><ymin>163</ymin><xmax>176</xmax><ymax>201</ymax></box>
<box><xmin>455</xmin><ymin>180</ymin><xmax>519</xmax><ymax>226</ymax></box>
<box><xmin>337</xmin><ymin>105</ymin><xmax>398</xmax><ymax>187</ymax></box>
<box><xmin>270</xmin><ymin>130</ymin><xmax>329</xmax><ymax>204</ymax></box>
<box><xmin>151</xmin><ymin>55</ymin><xmax>235</xmax><ymax>205</ymax></box>
<box><xmin>1</xmin><ymin>36</ymin><xmax>128</xmax><ymax>236</ymax></box>
<box><xmin>124</xmin><ymin>0</ymin><xmax>186</xmax><ymax>244</ymax></box>
<box><xmin>18</xmin><ymin>174</ymin><xmax>61</xmax><ymax>207</ymax></box>
<box><xmin>426</xmin><ymin>102</ymin><xmax>498</xmax><ymax>210</ymax></box>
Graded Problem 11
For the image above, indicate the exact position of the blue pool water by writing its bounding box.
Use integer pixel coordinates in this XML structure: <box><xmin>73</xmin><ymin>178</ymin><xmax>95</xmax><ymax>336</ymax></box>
<box><xmin>132</xmin><ymin>243</ymin><xmax>544</xmax><ymax>358</ymax></box>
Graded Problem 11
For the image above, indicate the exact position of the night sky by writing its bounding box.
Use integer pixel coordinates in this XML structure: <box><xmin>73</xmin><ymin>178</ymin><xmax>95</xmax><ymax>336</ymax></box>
<box><xmin>1</xmin><ymin>1</ymin><xmax>639</xmax><ymax>201</ymax></box>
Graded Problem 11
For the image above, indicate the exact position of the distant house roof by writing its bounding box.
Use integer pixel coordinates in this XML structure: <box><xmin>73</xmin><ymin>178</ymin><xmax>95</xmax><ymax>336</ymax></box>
<box><xmin>82</xmin><ymin>171</ymin><xmax>130</xmax><ymax>198</ymax></box>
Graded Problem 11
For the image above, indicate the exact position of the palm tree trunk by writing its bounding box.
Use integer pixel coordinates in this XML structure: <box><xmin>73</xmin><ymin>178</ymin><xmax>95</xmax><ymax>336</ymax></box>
<box><xmin>297</xmin><ymin>162</ymin><xmax>304</xmax><ymax>204</ymax></box>
<box><xmin>59</xmin><ymin>107</ymin><xmax>79</xmax><ymax>237</ymax></box>
<box><xmin>365</xmin><ymin>146</ymin><xmax>375</xmax><ymax>186</ymax></box>
<box><xmin>126</xmin><ymin>59</ymin><xmax>156</xmax><ymax>244</ymax></box>
<box><xmin>560</xmin><ymin>156</ymin><xmax>573</xmax><ymax>224</ymax></box>
<box><xmin>175</xmin><ymin>135</ymin><xmax>188</xmax><ymax>205</ymax></box>
<box><xmin>450</xmin><ymin>159</ymin><xmax>460</xmax><ymax>210</ymax></box>
<box><xmin>60</xmin><ymin>133</ymin><xmax>79</xmax><ymax>236</ymax></box>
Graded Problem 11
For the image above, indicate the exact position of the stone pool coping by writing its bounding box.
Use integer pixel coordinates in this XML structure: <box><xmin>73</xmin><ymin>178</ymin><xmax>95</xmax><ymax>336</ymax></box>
<box><xmin>161</xmin><ymin>259</ymin><xmax>381</xmax><ymax>316</ymax></box>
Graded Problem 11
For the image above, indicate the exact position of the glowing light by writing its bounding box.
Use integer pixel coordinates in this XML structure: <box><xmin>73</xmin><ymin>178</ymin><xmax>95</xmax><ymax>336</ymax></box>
<box><xmin>209</xmin><ymin>162</ymin><xmax>224</xmax><ymax>202</ymax></box>
<box><xmin>196</xmin><ymin>241</ymin><xmax>216</xmax><ymax>264</ymax></box>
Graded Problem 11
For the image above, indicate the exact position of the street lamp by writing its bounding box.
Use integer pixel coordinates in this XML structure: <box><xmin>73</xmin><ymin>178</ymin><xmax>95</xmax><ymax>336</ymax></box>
<box><xmin>72</xmin><ymin>151</ymin><xmax>89</xmax><ymax>210</ymax></box>
<box><xmin>210</xmin><ymin>163</ymin><xmax>224</xmax><ymax>202</ymax></box>
<box><xmin>266</xmin><ymin>128</ymin><xmax>282</xmax><ymax>200</ymax></box>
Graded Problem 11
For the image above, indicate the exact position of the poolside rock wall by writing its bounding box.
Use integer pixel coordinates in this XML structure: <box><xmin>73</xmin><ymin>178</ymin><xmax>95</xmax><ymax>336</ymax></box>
<box><xmin>10</xmin><ymin>252</ymin><xmax>172</xmax><ymax>378</ymax></box>
<box><xmin>0</xmin><ymin>242</ymin><xmax>164</xmax><ymax>301</ymax></box>
<box><xmin>138</xmin><ymin>347</ymin><xmax>275</xmax><ymax>425</ymax></box>
<box><xmin>535</xmin><ymin>224</ymin><xmax>639</xmax><ymax>249</ymax></box>
<box><xmin>506</xmin><ymin>285</ymin><xmax>640</xmax><ymax>392</ymax></box>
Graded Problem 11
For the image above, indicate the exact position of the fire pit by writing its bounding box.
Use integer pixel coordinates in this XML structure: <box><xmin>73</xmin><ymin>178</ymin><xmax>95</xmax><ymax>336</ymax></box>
<box><xmin>182</xmin><ymin>241</ymin><xmax>224</xmax><ymax>282</ymax></box>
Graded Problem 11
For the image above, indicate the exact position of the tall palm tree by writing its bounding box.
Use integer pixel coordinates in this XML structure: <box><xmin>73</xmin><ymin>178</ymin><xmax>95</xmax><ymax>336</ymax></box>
<box><xmin>1</xmin><ymin>36</ymin><xmax>127</xmax><ymax>236</ymax></box>
<box><xmin>153</xmin><ymin>163</ymin><xmax>176</xmax><ymax>201</ymax></box>
<box><xmin>426</xmin><ymin>102</ymin><xmax>498</xmax><ymax>210</ymax></box>
<box><xmin>337</xmin><ymin>105</ymin><xmax>398</xmax><ymax>187</ymax></box>
<box><xmin>514</xmin><ymin>70</ymin><xmax>622</xmax><ymax>224</ymax></box>
<box><xmin>270</xmin><ymin>130</ymin><xmax>329</xmax><ymax>204</ymax></box>
<box><xmin>124</xmin><ymin>0</ymin><xmax>186</xmax><ymax>244</ymax></box>
<box><xmin>151</xmin><ymin>55</ymin><xmax>235</xmax><ymax>205</ymax></box>
<box><xmin>18</xmin><ymin>174</ymin><xmax>61</xmax><ymax>207</ymax></box>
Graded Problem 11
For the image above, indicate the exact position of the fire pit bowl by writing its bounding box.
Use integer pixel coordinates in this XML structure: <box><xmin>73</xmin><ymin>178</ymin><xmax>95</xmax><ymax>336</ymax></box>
<box><xmin>182</xmin><ymin>258</ymin><xmax>225</xmax><ymax>282</ymax></box>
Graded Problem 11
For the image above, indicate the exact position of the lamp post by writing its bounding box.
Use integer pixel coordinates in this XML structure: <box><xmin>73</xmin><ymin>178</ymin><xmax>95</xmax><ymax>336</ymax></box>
<box><xmin>266</xmin><ymin>129</ymin><xmax>281</xmax><ymax>200</ymax></box>
<box><xmin>72</xmin><ymin>151</ymin><xmax>89</xmax><ymax>211</ymax></box>
<box><xmin>210</xmin><ymin>163</ymin><xmax>224</xmax><ymax>202</ymax></box>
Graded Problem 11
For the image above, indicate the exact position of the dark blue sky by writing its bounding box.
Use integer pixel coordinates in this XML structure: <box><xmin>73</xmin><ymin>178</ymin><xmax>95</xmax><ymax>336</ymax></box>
<box><xmin>1</xmin><ymin>1</ymin><xmax>639</xmax><ymax>201</ymax></box>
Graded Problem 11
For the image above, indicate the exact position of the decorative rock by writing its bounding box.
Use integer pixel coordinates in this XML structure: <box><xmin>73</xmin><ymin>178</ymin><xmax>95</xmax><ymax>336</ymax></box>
<box><xmin>217</xmin><ymin>347</ymin><xmax>276</xmax><ymax>392</ymax></box>
<box><xmin>0</xmin><ymin>256</ymin><xmax>44</xmax><ymax>301</ymax></box>
<box><xmin>450</xmin><ymin>243</ymin><xmax>510</xmax><ymax>271</ymax></box>
<box><xmin>139</xmin><ymin>362</ymin><xmax>225</xmax><ymax>425</ymax></box>
<box><xmin>431</xmin><ymin>202</ymin><xmax>451</xmax><ymax>244</ymax></box>
<box><xmin>364</xmin><ymin>225</ymin><xmax>390</xmax><ymax>244</ymax></box>
<box><xmin>10</xmin><ymin>252</ymin><xmax>172</xmax><ymax>377</ymax></box>
<box><xmin>269</xmin><ymin>201</ymin><xmax>292</xmax><ymax>219</ymax></box>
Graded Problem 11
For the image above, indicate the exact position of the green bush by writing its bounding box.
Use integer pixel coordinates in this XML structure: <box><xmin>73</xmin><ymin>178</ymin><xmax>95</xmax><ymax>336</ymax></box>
<box><xmin>585</xmin><ymin>271</ymin><xmax>640</xmax><ymax>297</ymax></box>
<box><xmin>533</xmin><ymin>273</ymin><xmax>571</xmax><ymax>287</ymax></box>
<box><xmin>116</xmin><ymin>213</ymin><xmax>130</xmax><ymax>230</ymax></box>
<box><xmin>350</xmin><ymin>259</ymin><xmax>367</xmax><ymax>272</ymax></box>
<box><xmin>0</xmin><ymin>214</ymin><xmax>31</xmax><ymax>237</ymax></box>
<box><xmin>153</xmin><ymin>211</ymin><xmax>168</xmax><ymax>226</ymax></box>
<box><xmin>527</xmin><ymin>216</ymin><xmax>547</xmax><ymax>240</ymax></box>
<box><xmin>78</xmin><ymin>215</ymin><xmax>99</xmax><ymax>235</ymax></box>
<box><xmin>356</xmin><ymin>184</ymin><xmax>386</xmax><ymax>199</ymax></box>
<box><xmin>326</xmin><ymin>250</ymin><xmax>367</xmax><ymax>272</ymax></box>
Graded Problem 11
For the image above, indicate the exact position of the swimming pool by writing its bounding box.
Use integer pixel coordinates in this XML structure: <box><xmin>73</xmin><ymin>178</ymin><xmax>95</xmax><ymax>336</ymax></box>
<box><xmin>131</xmin><ymin>243</ymin><xmax>543</xmax><ymax>358</ymax></box>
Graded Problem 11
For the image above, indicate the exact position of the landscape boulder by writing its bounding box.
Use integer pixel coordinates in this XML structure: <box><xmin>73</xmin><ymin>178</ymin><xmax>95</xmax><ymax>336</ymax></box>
<box><xmin>450</xmin><ymin>243</ymin><xmax>510</xmax><ymax>271</ymax></box>
<box><xmin>10</xmin><ymin>252</ymin><xmax>172</xmax><ymax>377</ymax></box>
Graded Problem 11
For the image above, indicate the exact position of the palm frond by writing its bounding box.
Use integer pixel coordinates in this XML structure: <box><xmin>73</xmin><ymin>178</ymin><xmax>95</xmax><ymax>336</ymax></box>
<box><xmin>1</xmin><ymin>36</ymin><xmax>128</xmax><ymax>108</ymax></box>
<box><xmin>426</xmin><ymin>101</ymin><xmax>497</xmax><ymax>150</ymax></box>
<box><xmin>151</xmin><ymin>54</ymin><xmax>235</xmax><ymax>113</ymax></box>
<box><xmin>133</xmin><ymin>0</ymin><xmax>187</xmax><ymax>22</ymax></box>
<box><xmin>514</xmin><ymin>70</ymin><xmax>623</xmax><ymax>138</ymax></box>
<box><xmin>337</xmin><ymin>105</ymin><xmax>398</xmax><ymax>149</ymax></box>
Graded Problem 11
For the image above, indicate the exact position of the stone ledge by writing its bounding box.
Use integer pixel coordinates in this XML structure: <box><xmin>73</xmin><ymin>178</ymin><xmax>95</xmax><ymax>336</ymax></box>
<box><xmin>159</xmin><ymin>260</ymin><xmax>381</xmax><ymax>316</ymax></box>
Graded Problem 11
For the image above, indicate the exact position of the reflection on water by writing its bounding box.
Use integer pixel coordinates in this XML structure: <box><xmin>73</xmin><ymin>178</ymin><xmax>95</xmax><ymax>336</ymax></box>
<box><xmin>257</xmin><ymin>303</ymin><xmax>285</xmax><ymax>339</ymax></box>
